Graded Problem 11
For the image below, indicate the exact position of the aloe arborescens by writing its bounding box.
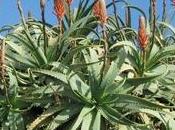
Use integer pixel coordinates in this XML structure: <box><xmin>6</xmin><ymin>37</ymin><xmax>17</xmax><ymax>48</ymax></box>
<box><xmin>1</xmin><ymin>0</ymin><xmax>175</xmax><ymax>130</ymax></box>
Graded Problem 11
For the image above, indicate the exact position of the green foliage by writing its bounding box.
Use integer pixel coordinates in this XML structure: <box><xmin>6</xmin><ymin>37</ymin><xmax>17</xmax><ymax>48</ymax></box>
<box><xmin>1</xmin><ymin>0</ymin><xmax>175</xmax><ymax>130</ymax></box>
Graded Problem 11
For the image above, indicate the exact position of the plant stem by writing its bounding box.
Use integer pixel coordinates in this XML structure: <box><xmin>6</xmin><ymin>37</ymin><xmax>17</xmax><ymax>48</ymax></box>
<box><xmin>0</xmin><ymin>39</ymin><xmax>5</xmax><ymax>81</ymax></box>
<box><xmin>17</xmin><ymin>0</ymin><xmax>28</xmax><ymax>30</ymax></box>
<box><xmin>59</xmin><ymin>19</ymin><xmax>63</xmax><ymax>35</ymax></box>
<box><xmin>112</xmin><ymin>0</ymin><xmax>120</xmax><ymax>28</ymax></box>
<box><xmin>152</xmin><ymin>0</ymin><xmax>156</xmax><ymax>44</ymax></box>
<box><xmin>68</xmin><ymin>5</ymin><xmax>72</xmax><ymax>26</ymax></box>
<box><xmin>103</xmin><ymin>25</ymin><xmax>108</xmax><ymax>68</ymax></box>
<box><xmin>28</xmin><ymin>11</ymin><xmax>32</xmax><ymax>19</ymax></box>
<box><xmin>125</xmin><ymin>6</ymin><xmax>131</xmax><ymax>27</ymax></box>
<box><xmin>0</xmin><ymin>39</ymin><xmax>11</xmax><ymax>107</ymax></box>
<box><xmin>162</xmin><ymin>0</ymin><xmax>166</xmax><ymax>22</ymax></box>
<box><xmin>149</xmin><ymin>0</ymin><xmax>153</xmax><ymax>24</ymax></box>
<box><xmin>99</xmin><ymin>25</ymin><xmax>108</xmax><ymax>86</ymax></box>
<box><xmin>142</xmin><ymin>49</ymin><xmax>146</xmax><ymax>77</ymax></box>
<box><xmin>41</xmin><ymin>6</ymin><xmax>47</xmax><ymax>55</ymax></box>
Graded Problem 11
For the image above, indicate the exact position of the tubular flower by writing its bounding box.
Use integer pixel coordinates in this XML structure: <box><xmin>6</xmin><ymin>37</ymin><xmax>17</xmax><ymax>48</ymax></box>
<box><xmin>66</xmin><ymin>0</ymin><xmax>73</xmax><ymax>5</ymax></box>
<box><xmin>54</xmin><ymin>0</ymin><xmax>65</xmax><ymax>20</ymax></box>
<box><xmin>138</xmin><ymin>16</ymin><xmax>149</xmax><ymax>50</ymax></box>
<box><xmin>93</xmin><ymin>0</ymin><xmax>108</xmax><ymax>25</ymax></box>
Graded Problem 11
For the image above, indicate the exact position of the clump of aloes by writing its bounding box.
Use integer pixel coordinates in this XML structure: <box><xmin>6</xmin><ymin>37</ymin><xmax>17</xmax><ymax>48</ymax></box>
<box><xmin>93</xmin><ymin>0</ymin><xmax>108</xmax><ymax>25</ymax></box>
<box><xmin>138</xmin><ymin>16</ymin><xmax>149</xmax><ymax>50</ymax></box>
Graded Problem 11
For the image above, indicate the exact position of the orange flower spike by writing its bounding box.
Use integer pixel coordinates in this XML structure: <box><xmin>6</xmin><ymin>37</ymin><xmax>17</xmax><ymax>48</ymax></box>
<box><xmin>54</xmin><ymin>0</ymin><xmax>65</xmax><ymax>20</ymax></box>
<box><xmin>93</xmin><ymin>0</ymin><xmax>108</xmax><ymax>25</ymax></box>
<box><xmin>66</xmin><ymin>0</ymin><xmax>73</xmax><ymax>5</ymax></box>
<box><xmin>138</xmin><ymin>16</ymin><xmax>149</xmax><ymax>50</ymax></box>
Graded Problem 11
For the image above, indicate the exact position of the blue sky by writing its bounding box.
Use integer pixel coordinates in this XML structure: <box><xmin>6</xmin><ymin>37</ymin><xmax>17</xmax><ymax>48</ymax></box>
<box><xmin>0</xmin><ymin>0</ymin><xmax>174</xmax><ymax>28</ymax></box>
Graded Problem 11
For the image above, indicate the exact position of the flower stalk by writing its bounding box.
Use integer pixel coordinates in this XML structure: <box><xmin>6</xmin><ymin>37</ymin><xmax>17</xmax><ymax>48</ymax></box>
<box><xmin>162</xmin><ymin>0</ymin><xmax>166</xmax><ymax>22</ymax></box>
<box><xmin>28</xmin><ymin>11</ymin><xmax>32</xmax><ymax>19</ymax></box>
<box><xmin>112</xmin><ymin>0</ymin><xmax>120</xmax><ymax>28</ymax></box>
<box><xmin>40</xmin><ymin>0</ymin><xmax>47</xmax><ymax>55</ymax></box>
<box><xmin>93</xmin><ymin>0</ymin><xmax>109</xmax><ymax>84</ymax></box>
<box><xmin>93</xmin><ymin>0</ymin><xmax>108</xmax><ymax>55</ymax></box>
<box><xmin>138</xmin><ymin>16</ymin><xmax>149</xmax><ymax>76</ymax></box>
<box><xmin>0</xmin><ymin>39</ymin><xmax>5</xmax><ymax>81</ymax></box>
<box><xmin>125</xmin><ymin>6</ymin><xmax>131</xmax><ymax>27</ymax></box>
<box><xmin>152</xmin><ymin>0</ymin><xmax>156</xmax><ymax>42</ymax></box>
<box><xmin>66</xmin><ymin>0</ymin><xmax>73</xmax><ymax>26</ymax></box>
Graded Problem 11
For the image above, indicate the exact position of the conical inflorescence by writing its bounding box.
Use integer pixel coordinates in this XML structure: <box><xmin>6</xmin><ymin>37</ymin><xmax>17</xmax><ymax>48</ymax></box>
<box><xmin>93</xmin><ymin>0</ymin><xmax>108</xmax><ymax>25</ymax></box>
<box><xmin>138</xmin><ymin>16</ymin><xmax>149</xmax><ymax>50</ymax></box>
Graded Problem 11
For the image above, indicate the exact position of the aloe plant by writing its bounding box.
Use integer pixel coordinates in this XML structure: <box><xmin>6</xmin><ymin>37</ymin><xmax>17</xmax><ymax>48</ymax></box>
<box><xmin>26</xmin><ymin>48</ymin><xmax>175</xmax><ymax>130</ymax></box>
<box><xmin>1</xmin><ymin>0</ymin><xmax>175</xmax><ymax>130</ymax></box>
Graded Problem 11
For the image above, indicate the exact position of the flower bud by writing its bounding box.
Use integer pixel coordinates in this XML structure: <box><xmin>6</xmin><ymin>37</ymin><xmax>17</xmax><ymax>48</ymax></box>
<box><xmin>93</xmin><ymin>0</ymin><xmax>108</xmax><ymax>25</ymax></box>
<box><xmin>54</xmin><ymin>0</ymin><xmax>65</xmax><ymax>20</ymax></box>
<box><xmin>138</xmin><ymin>16</ymin><xmax>149</xmax><ymax>50</ymax></box>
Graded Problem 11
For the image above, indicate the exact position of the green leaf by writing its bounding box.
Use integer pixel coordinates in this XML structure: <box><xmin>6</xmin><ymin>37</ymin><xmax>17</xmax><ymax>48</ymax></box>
<box><xmin>125</xmin><ymin>73</ymin><xmax>163</xmax><ymax>86</ymax></box>
<box><xmin>5</xmin><ymin>111</ymin><xmax>25</xmax><ymax>130</ymax></box>
<box><xmin>27</xmin><ymin>105</ymin><xmax>65</xmax><ymax>130</ymax></box>
<box><xmin>104</xmin><ymin>78</ymin><xmax>126</xmax><ymax>95</ymax></box>
<box><xmin>32</xmin><ymin>85</ymin><xmax>62</xmax><ymax>94</ymax></box>
<box><xmin>46</xmin><ymin>105</ymin><xmax>82</xmax><ymax>130</ymax></box>
<box><xmin>68</xmin><ymin>72</ymin><xmax>91</xmax><ymax>99</ymax></box>
<box><xmin>158</xmin><ymin>21</ymin><xmax>175</xmax><ymax>35</ymax></box>
<box><xmin>101</xmin><ymin>51</ymin><xmax>126</xmax><ymax>89</ymax></box>
<box><xmin>82</xmin><ymin>48</ymin><xmax>102</xmax><ymax>86</ymax></box>
<box><xmin>100</xmin><ymin>105</ymin><xmax>136</xmax><ymax>126</ymax></box>
<box><xmin>138</xmin><ymin>109</ymin><xmax>175</xmax><ymax>129</ymax></box>
<box><xmin>90</xmin><ymin>111</ymin><xmax>101</xmax><ymax>130</ymax></box>
<box><xmin>8</xmin><ymin>70</ymin><xmax>18</xmax><ymax>99</ymax></box>
<box><xmin>70</xmin><ymin>106</ymin><xmax>95</xmax><ymax>130</ymax></box>
<box><xmin>109</xmin><ymin>41</ymin><xmax>137</xmax><ymax>52</ymax></box>
<box><xmin>33</xmin><ymin>69</ymin><xmax>68</xmax><ymax>84</ymax></box>
<box><xmin>81</xmin><ymin>112</ymin><xmax>93</xmax><ymax>130</ymax></box>
<box><xmin>113</xmin><ymin>94</ymin><xmax>174</xmax><ymax>109</ymax></box>
<box><xmin>147</xmin><ymin>45</ymin><xmax>175</xmax><ymax>70</ymax></box>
